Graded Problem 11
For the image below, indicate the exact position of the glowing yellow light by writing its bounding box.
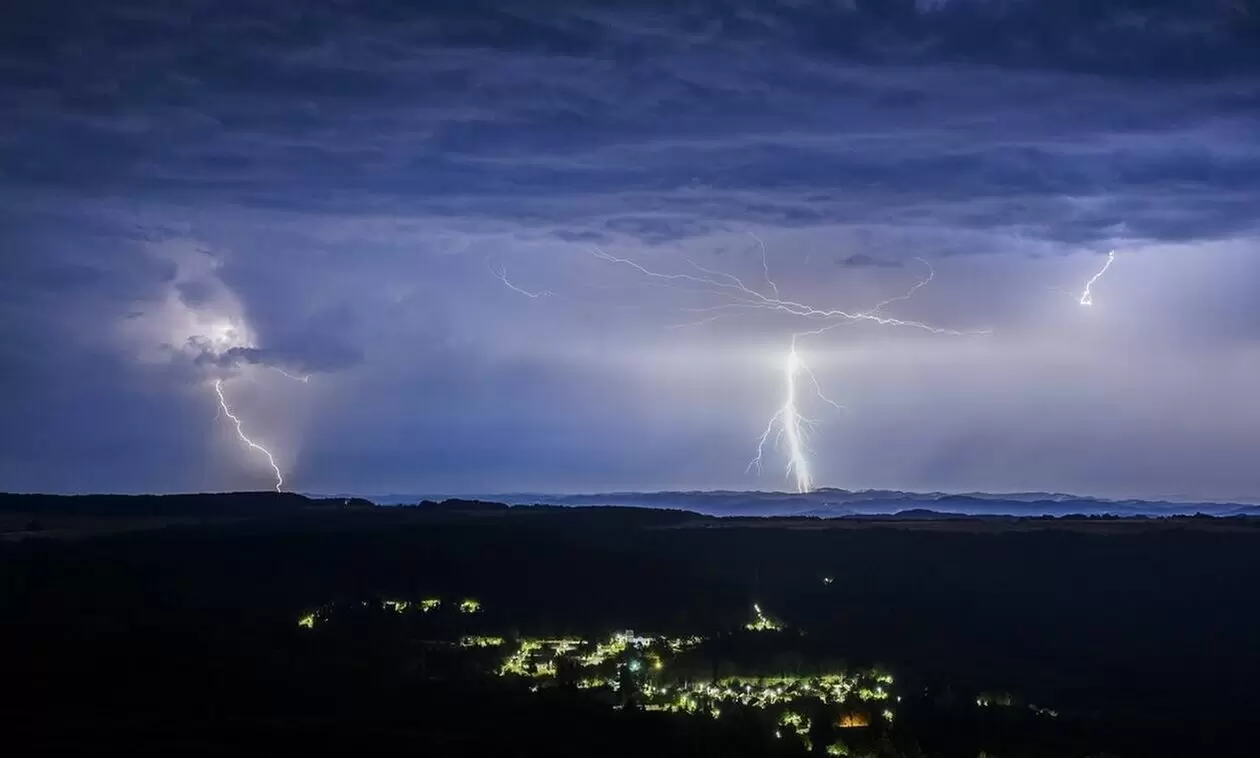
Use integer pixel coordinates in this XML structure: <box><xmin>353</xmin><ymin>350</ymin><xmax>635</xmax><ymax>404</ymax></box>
<box><xmin>297</xmin><ymin>613</ymin><xmax>316</xmax><ymax>629</ymax></box>
<box><xmin>745</xmin><ymin>603</ymin><xmax>783</xmax><ymax>632</ymax></box>
<box><xmin>459</xmin><ymin>598</ymin><xmax>481</xmax><ymax>613</ymax></box>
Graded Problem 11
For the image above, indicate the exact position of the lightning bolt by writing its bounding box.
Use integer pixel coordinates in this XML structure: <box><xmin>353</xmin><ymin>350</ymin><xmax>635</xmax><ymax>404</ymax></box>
<box><xmin>591</xmin><ymin>248</ymin><xmax>984</xmax><ymax>336</ymax></box>
<box><xmin>213</xmin><ymin>379</ymin><xmax>283</xmax><ymax>492</ymax></box>
<box><xmin>868</xmin><ymin>258</ymin><xmax>934</xmax><ymax>315</ymax></box>
<box><xmin>493</xmin><ymin>265</ymin><xmax>551</xmax><ymax>299</ymax></box>
<box><xmin>592</xmin><ymin>242</ymin><xmax>980</xmax><ymax>493</ymax></box>
<box><xmin>748</xmin><ymin>337</ymin><xmax>847</xmax><ymax>493</ymax></box>
<box><xmin>749</xmin><ymin>232</ymin><xmax>780</xmax><ymax>300</ymax></box>
<box><xmin>1079</xmin><ymin>250</ymin><xmax>1115</xmax><ymax>306</ymax></box>
<box><xmin>269</xmin><ymin>367</ymin><xmax>310</xmax><ymax>383</ymax></box>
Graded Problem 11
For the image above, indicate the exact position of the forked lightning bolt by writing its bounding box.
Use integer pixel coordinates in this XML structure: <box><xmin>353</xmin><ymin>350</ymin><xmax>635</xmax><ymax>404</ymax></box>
<box><xmin>750</xmin><ymin>261</ymin><xmax>937</xmax><ymax>492</ymax></box>
<box><xmin>214</xmin><ymin>379</ymin><xmax>283</xmax><ymax>492</ymax></box>
<box><xmin>592</xmin><ymin>243</ymin><xmax>980</xmax><ymax>493</ymax></box>
<box><xmin>748</xmin><ymin>337</ymin><xmax>846</xmax><ymax>493</ymax></box>
<box><xmin>1079</xmin><ymin>250</ymin><xmax>1115</xmax><ymax>306</ymax></box>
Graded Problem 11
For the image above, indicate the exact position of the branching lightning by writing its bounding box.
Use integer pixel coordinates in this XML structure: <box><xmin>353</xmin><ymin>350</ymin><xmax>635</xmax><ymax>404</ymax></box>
<box><xmin>214</xmin><ymin>378</ymin><xmax>284</xmax><ymax>492</ymax></box>
<box><xmin>591</xmin><ymin>248</ymin><xmax>981</xmax><ymax>337</ymax></box>
<box><xmin>1079</xmin><ymin>250</ymin><xmax>1115</xmax><ymax>306</ymax></box>
<box><xmin>741</xmin><ymin>263</ymin><xmax>934</xmax><ymax>494</ymax></box>
<box><xmin>591</xmin><ymin>243</ymin><xmax>981</xmax><ymax>493</ymax></box>
<box><xmin>747</xmin><ymin>336</ymin><xmax>847</xmax><ymax>493</ymax></box>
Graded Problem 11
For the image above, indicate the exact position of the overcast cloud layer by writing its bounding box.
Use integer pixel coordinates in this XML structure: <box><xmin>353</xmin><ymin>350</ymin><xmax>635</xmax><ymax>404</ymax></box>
<box><xmin>2</xmin><ymin>0</ymin><xmax>1259</xmax><ymax>499</ymax></box>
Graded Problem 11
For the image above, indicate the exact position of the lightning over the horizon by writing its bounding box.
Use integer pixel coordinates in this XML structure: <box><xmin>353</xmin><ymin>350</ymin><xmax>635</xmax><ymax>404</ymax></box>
<box><xmin>748</xmin><ymin>336</ymin><xmax>847</xmax><ymax>493</ymax></box>
<box><xmin>213</xmin><ymin>378</ymin><xmax>284</xmax><ymax>492</ymax></box>
<box><xmin>1079</xmin><ymin>251</ymin><xmax>1116</xmax><ymax>307</ymax></box>
<box><xmin>742</xmin><ymin>264</ymin><xmax>931</xmax><ymax>493</ymax></box>
<box><xmin>591</xmin><ymin>241</ymin><xmax>980</xmax><ymax>493</ymax></box>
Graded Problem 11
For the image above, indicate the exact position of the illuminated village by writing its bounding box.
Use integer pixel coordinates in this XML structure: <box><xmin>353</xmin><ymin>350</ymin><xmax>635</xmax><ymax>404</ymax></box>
<box><xmin>297</xmin><ymin>597</ymin><xmax>928</xmax><ymax>755</ymax></box>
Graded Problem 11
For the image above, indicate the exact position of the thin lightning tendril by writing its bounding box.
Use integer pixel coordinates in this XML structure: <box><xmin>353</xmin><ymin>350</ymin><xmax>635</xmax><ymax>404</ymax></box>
<box><xmin>493</xmin><ymin>265</ymin><xmax>552</xmax><ymax>299</ymax></box>
<box><xmin>592</xmin><ymin>247</ymin><xmax>985</xmax><ymax>336</ymax></box>
<box><xmin>214</xmin><ymin>379</ymin><xmax>283</xmax><ymax>492</ymax></box>
<box><xmin>592</xmin><ymin>242</ymin><xmax>981</xmax><ymax>494</ymax></box>
<box><xmin>869</xmin><ymin>258</ymin><xmax>934</xmax><ymax>315</ymax></box>
<box><xmin>1079</xmin><ymin>250</ymin><xmax>1115</xmax><ymax>306</ymax></box>
<box><xmin>749</xmin><ymin>232</ymin><xmax>779</xmax><ymax>300</ymax></box>
<box><xmin>270</xmin><ymin>367</ymin><xmax>310</xmax><ymax>383</ymax></box>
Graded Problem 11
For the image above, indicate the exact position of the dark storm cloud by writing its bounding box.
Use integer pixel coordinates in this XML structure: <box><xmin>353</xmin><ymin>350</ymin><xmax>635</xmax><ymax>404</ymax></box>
<box><xmin>837</xmin><ymin>254</ymin><xmax>902</xmax><ymax>269</ymax></box>
<box><xmin>4</xmin><ymin>0</ymin><xmax>1258</xmax><ymax>247</ymax></box>
<box><xmin>2</xmin><ymin>1</ymin><xmax>1259</xmax><ymax>495</ymax></box>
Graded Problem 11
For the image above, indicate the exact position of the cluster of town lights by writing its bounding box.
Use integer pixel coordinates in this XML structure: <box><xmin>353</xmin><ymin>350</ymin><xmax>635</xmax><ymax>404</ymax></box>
<box><xmin>292</xmin><ymin>598</ymin><xmax>1054</xmax><ymax>749</ymax></box>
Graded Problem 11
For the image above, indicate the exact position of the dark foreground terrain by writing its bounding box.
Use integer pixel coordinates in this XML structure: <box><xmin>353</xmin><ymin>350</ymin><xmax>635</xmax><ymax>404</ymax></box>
<box><xmin>3</xmin><ymin>493</ymin><xmax>1259</xmax><ymax>757</ymax></box>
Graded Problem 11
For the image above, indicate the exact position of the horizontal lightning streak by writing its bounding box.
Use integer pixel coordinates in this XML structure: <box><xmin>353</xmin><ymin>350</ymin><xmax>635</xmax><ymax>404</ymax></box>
<box><xmin>592</xmin><ymin>248</ymin><xmax>985</xmax><ymax>336</ymax></box>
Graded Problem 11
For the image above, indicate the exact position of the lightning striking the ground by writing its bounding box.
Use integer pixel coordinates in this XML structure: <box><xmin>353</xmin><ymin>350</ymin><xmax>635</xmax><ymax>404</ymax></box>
<box><xmin>748</xmin><ymin>336</ymin><xmax>847</xmax><ymax>493</ymax></box>
<box><xmin>591</xmin><ymin>242</ymin><xmax>980</xmax><ymax>493</ymax></box>
<box><xmin>214</xmin><ymin>378</ymin><xmax>284</xmax><ymax>492</ymax></box>
<box><xmin>1079</xmin><ymin>250</ymin><xmax>1115</xmax><ymax>306</ymax></box>
<box><xmin>748</xmin><ymin>261</ymin><xmax>938</xmax><ymax>492</ymax></box>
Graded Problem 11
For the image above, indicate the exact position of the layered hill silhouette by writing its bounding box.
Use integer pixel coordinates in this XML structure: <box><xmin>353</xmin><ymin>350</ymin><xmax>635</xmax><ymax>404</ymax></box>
<box><xmin>367</xmin><ymin>489</ymin><xmax>1260</xmax><ymax>518</ymax></box>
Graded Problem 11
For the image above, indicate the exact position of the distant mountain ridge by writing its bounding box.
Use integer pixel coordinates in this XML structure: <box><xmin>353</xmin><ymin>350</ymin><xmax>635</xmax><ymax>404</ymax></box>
<box><xmin>347</xmin><ymin>489</ymin><xmax>1260</xmax><ymax>519</ymax></box>
<box><xmin>9</xmin><ymin>490</ymin><xmax>1258</xmax><ymax>520</ymax></box>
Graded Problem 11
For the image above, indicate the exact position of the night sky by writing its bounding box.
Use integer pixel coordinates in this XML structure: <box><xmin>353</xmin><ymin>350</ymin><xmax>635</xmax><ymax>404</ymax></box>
<box><xmin>2</xmin><ymin>1</ymin><xmax>1259</xmax><ymax>498</ymax></box>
